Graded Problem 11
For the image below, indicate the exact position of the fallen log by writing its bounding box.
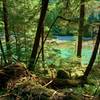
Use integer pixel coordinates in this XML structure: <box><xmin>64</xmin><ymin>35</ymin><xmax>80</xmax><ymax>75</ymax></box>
<box><xmin>39</xmin><ymin>70</ymin><xmax>85</xmax><ymax>89</ymax></box>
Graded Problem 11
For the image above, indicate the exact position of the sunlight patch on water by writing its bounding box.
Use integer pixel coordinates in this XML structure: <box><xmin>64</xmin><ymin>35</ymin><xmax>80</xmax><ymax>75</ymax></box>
<box><xmin>58</xmin><ymin>48</ymin><xmax>74</xmax><ymax>58</ymax></box>
<box><xmin>58</xmin><ymin>47</ymin><xmax>92</xmax><ymax>65</ymax></box>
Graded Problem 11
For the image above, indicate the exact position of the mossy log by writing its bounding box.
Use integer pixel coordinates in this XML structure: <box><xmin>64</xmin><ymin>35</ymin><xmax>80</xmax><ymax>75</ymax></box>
<box><xmin>39</xmin><ymin>70</ymin><xmax>85</xmax><ymax>88</ymax></box>
<box><xmin>51</xmin><ymin>78</ymin><xmax>83</xmax><ymax>88</ymax></box>
<box><xmin>56</xmin><ymin>70</ymin><xmax>70</xmax><ymax>79</ymax></box>
<box><xmin>38</xmin><ymin>77</ymin><xmax>85</xmax><ymax>89</ymax></box>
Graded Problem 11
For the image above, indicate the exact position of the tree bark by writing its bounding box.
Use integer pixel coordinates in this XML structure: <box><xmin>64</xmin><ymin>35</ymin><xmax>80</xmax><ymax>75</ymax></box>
<box><xmin>0</xmin><ymin>39</ymin><xmax>7</xmax><ymax>64</ymax></box>
<box><xmin>83</xmin><ymin>26</ymin><xmax>100</xmax><ymax>80</ymax></box>
<box><xmin>28</xmin><ymin>0</ymin><xmax>49</xmax><ymax>70</ymax></box>
<box><xmin>77</xmin><ymin>0</ymin><xmax>85</xmax><ymax>57</ymax></box>
<box><xmin>34</xmin><ymin>16</ymin><xmax>59</xmax><ymax>66</ymax></box>
<box><xmin>3</xmin><ymin>0</ymin><xmax>12</xmax><ymax>64</ymax></box>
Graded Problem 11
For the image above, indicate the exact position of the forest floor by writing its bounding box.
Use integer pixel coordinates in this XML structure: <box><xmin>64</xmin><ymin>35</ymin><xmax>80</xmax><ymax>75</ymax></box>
<box><xmin>0</xmin><ymin>63</ymin><xmax>100</xmax><ymax>100</ymax></box>
<box><xmin>0</xmin><ymin>40</ymin><xmax>100</xmax><ymax>100</ymax></box>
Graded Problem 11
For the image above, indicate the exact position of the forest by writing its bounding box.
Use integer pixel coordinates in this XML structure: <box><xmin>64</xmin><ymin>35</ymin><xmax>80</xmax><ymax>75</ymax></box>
<box><xmin>0</xmin><ymin>0</ymin><xmax>100</xmax><ymax>100</ymax></box>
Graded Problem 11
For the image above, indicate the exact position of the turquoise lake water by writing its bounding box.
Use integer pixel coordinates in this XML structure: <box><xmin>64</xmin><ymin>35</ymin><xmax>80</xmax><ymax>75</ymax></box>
<box><xmin>53</xmin><ymin>35</ymin><xmax>98</xmax><ymax>65</ymax></box>
<box><xmin>57</xmin><ymin>47</ymin><xmax>92</xmax><ymax>65</ymax></box>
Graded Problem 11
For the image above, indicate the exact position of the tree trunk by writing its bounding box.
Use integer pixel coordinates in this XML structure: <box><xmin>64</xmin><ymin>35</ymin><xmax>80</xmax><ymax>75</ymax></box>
<box><xmin>3</xmin><ymin>0</ymin><xmax>12</xmax><ymax>64</ymax></box>
<box><xmin>83</xmin><ymin>26</ymin><xmax>100</xmax><ymax>80</ymax></box>
<box><xmin>77</xmin><ymin>0</ymin><xmax>85</xmax><ymax>57</ymax></box>
<box><xmin>14</xmin><ymin>34</ymin><xmax>21</xmax><ymax>61</ymax></box>
<box><xmin>28</xmin><ymin>0</ymin><xmax>49</xmax><ymax>70</ymax></box>
<box><xmin>0</xmin><ymin>39</ymin><xmax>7</xmax><ymax>64</ymax></box>
<box><xmin>41</xmin><ymin>24</ymin><xmax>45</xmax><ymax>68</ymax></box>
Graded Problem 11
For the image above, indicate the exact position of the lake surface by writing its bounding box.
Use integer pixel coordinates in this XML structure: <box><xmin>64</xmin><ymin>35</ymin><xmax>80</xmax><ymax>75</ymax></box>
<box><xmin>57</xmin><ymin>47</ymin><xmax>92</xmax><ymax>65</ymax></box>
<box><xmin>53</xmin><ymin>35</ymin><xmax>98</xmax><ymax>65</ymax></box>
<box><xmin>54</xmin><ymin>35</ymin><xmax>94</xmax><ymax>41</ymax></box>
<box><xmin>54</xmin><ymin>36</ymin><xmax>77</xmax><ymax>41</ymax></box>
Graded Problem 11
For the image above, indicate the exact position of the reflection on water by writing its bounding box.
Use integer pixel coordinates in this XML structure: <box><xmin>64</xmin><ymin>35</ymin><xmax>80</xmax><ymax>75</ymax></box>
<box><xmin>54</xmin><ymin>36</ymin><xmax>77</xmax><ymax>41</ymax></box>
<box><xmin>54</xmin><ymin>35</ymin><xmax>94</xmax><ymax>41</ymax></box>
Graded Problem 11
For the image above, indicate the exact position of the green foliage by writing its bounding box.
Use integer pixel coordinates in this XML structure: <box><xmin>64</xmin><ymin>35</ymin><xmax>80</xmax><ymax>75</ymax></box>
<box><xmin>0</xmin><ymin>0</ymin><xmax>100</xmax><ymax>97</ymax></box>
<box><xmin>0</xmin><ymin>88</ymin><xmax>7</xmax><ymax>95</ymax></box>
<box><xmin>8</xmin><ymin>0</ymin><xmax>40</xmax><ymax>33</ymax></box>
<box><xmin>0</xmin><ymin>0</ymin><xmax>41</xmax><ymax>63</ymax></box>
